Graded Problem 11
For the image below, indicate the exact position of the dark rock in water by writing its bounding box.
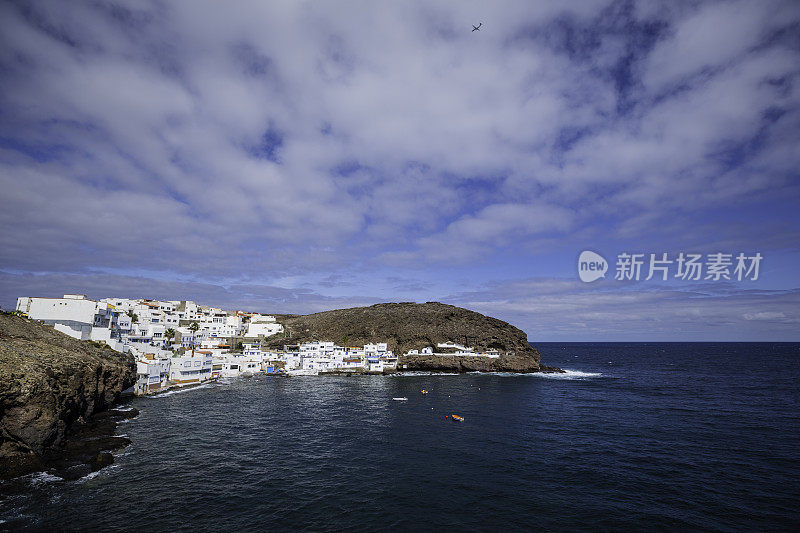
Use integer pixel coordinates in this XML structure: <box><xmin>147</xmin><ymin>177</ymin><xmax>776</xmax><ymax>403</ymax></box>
<box><xmin>268</xmin><ymin>302</ymin><xmax>561</xmax><ymax>373</ymax></box>
<box><xmin>0</xmin><ymin>313</ymin><xmax>136</xmax><ymax>479</ymax></box>
<box><xmin>399</xmin><ymin>352</ymin><xmax>542</xmax><ymax>373</ymax></box>
<box><xmin>90</xmin><ymin>452</ymin><xmax>114</xmax><ymax>472</ymax></box>
<box><xmin>43</xmin><ymin>408</ymin><xmax>134</xmax><ymax>481</ymax></box>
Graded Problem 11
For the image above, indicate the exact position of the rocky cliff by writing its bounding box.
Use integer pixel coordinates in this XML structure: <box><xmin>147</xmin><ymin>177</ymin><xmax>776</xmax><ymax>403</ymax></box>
<box><xmin>0</xmin><ymin>313</ymin><xmax>136</xmax><ymax>479</ymax></box>
<box><xmin>267</xmin><ymin>302</ymin><xmax>559</xmax><ymax>373</ymax></box>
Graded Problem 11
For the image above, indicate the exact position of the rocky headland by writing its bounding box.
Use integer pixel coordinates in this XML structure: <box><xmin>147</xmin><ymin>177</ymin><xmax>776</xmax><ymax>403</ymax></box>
<box><xmin>269</xmin><ymin>302</ymin><xmax>562</xmax><ymax>373</ymax></box>
<box><xmin>0</xmin><ymin>313</ymin><xmax>136</xmax><ymax>480</ymax></box>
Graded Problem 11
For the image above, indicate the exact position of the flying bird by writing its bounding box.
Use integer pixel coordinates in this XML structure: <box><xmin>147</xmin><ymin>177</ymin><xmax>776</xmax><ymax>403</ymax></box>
<box><xmin>472</xmin><ymin>22</ymin><xmax>482</xmax><ymax>32</ymax></box>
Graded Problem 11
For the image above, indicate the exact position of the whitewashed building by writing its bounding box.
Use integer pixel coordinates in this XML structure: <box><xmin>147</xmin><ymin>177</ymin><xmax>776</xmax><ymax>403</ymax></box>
<box><xmin>245</xmin><ymin>314</ymin><xmax>284</xmax><ymax>337</ymax></box>
<box><xmin>16</xmin><ymin>294</ymin><xmax>127</xmax><ymax>351</ymax></box>
<box><xmin>291</xmin><ymin>341</ymin><xmax>396</xmax><ymax>373</ymax></box>
<box><xmin>169</xmin><ymin>353</ymin><xmax>213</xmax><ymax>385</ymax></box>
<box><xmin>134</xmin><ymin>355</ymin><xmax>171</xmax><ymax>395</ymax></box>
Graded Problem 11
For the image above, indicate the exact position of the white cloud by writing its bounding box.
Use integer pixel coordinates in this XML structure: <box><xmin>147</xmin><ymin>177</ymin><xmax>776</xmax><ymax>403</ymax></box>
<box><xmin>415</xmin><ymin>203</ymin><xmax>574</xmax><ymax>262</ymax></box>
<box><xmin>0</xmin><ymin>0</ymin><xmax>798</xmax><ymax>336</ymax></box>
<box><xmin>450</xmin><ymin>278</ymin><xmax>800</xmax><ymax>341</ymax></box>
<box><xmin>644</xmin><ymin>0</ymin><xmax>774</xmax><ymax>90</ymax></box>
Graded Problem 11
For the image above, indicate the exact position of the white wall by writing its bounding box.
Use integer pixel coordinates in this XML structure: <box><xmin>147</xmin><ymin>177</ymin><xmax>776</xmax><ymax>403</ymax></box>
<box><xmin>54</xmin><ymin>322</ymin><xmax>92</xmax><ymax>340</ymax></box>
<box><xmin>246</xmin><ymin>321</ymin><xmax>283</xmax><ymax>337</ymax></box>
<box><xmin>25</xmin><ymin>297</ymin><xmax>98</xmax><ymax>324</ymax></box>
<box><xmin>90</xmin><ymin>327</ymin><xmax>112</xmax><ymax>343</ymax></box>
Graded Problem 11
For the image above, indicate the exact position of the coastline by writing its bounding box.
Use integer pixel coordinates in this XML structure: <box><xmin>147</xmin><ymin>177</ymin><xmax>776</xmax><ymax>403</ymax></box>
<box><xmin>0</xmin><ymin>402</ymin><xmax>138</xmax><ymax>483</ymax></box>
<box><xmin>292</xmin><ymin>365</ymin><xmax>565</xmax><ymax>377</ymax></box>
<box><xmin>0</xmin><ymin>313</ymin><xmax>136</xmax><ymax>481</ymax></box>
<box><xmin>1</xmin><ymin>303</ymin><xmax>564</xmax><ymax>481</ymax></box>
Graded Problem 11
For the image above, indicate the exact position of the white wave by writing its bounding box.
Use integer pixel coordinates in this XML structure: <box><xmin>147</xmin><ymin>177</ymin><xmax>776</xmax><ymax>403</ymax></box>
<box><xmin>76</xmin><ymin>470</ymin><xmax>102</xmax><ymax>483</ymax></box>
<box><xmin>390</xmin><ymin>371</ymin><xmax>461</xmax><ymax>377</ymax></box>
<box><xmin>112</xmin><ymin>406</ymin><xmax>137</xmax><ymax>412</ymax></box>
<box><xmin>529</xmin><ymin>369</ymin><xmax>603</xmax><ymax>380</ymax></box>
<box><xmin>391</xmin><ymin>370</ymin><xmax>602</xmax><ymax>379</ymax></box>
<box><xmin>27</xmin><ymin>472</ymin><xmax>63</xmax><ymax>486</ymax></box>
<box><xmin>145</xmin><ymin>383</ymin><xmax>214</xmax><ymax>398</ymax></box>
<box><xmin>75</xmin><ymin>464</ymin><xmax>119</xmax><ymax>484</ymax></box>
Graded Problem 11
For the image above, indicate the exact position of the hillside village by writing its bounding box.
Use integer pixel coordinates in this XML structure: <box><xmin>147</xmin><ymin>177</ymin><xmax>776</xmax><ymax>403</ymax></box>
<box><xmin>14</xmin><ymin>295</ymin><xmax>505</xmax><ymax>395</ymax></box>
<box><xmin>14</xmin><ymin>295</ymin><xmax>399</xmax><ymax>393</ymax></box>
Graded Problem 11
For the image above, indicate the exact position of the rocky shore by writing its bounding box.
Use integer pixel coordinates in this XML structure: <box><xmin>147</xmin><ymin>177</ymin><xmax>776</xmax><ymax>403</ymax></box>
<box><xmin>398</xmin><ymin>353</ymin><xmax>564</xmax><ymax>374</ymax></box>
<box><xmin>0</xmin><ymin>313</ymin><xmax>136</xmax><ymax>480</ymax></box>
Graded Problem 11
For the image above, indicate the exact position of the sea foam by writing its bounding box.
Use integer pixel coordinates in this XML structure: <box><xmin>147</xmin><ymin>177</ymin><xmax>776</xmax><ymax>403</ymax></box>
<box><xmin>528</xmin><ymin>369</ymin><xmax>603</xmax><ymax>380</ymax></box>
<box><xmin>145</xmin><ymin>382</ymin><xmax>214</xmax><ymax>398</ymax></box>
<box><xmin>389</xmin><ymin>371</ymin><xmax>461</xmax><ymax>377</ymax></box>
<box><xmin>75</xmin><ymin>464</ymin><xmax>120</xmax><ymax>484</ymax></box>
<box><xmin>27</xmin><ymin>472</ymin><xmax>64</xmax><ymax>486</ymax></box>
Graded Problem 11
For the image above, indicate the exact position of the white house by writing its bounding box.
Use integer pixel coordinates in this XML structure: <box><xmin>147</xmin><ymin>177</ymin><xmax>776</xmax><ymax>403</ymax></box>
<box><xmin>245</xmin><ymin>315</ymin><xmax>284</xmax><ymax>337</ymax></box>
<box><xmin>364</xmin><ymin>343</ymin><xmax>389</xmax><ymax>355</ymax></box>
<box><xmin>177</xmin><ymin>326</ymin><xmax>207</xmax><ymax>349</ymax></box>
<box><xmin>366</xmin><ymin>356</ymin><xmax>384</xmax><ymax>372</ymax></box>
<box><xmin>134</xmin><ymin>355</ymin><xmax>171</xmax><ymax>395</ymax></box>
<box><xmin>169</xmin><ymin>352</ymin><xmax>213</xmax><ymax>385</ymax></box>
<box><xmin>16</xmin><ymin>294</ymin><xmax>127</xmax><ymax>351</ymax></box>
<box><xmin>406</xmin><ymin>343</ymin><xmax>499</xmax><ymax>358</ymax></box>
<box><xmin>436</xmin><ymin>341</ymin><xmax>472</xmax><ymax>352</ymax></box>
<box><xmin>292</xmin><ymin>341</ymin><xmax>394</xmax><ymax>373</ymax></box>
<box><xmin>213</xmin><ymin>352</ymin><xmax>261</xmax><ymax>378</ymax></box>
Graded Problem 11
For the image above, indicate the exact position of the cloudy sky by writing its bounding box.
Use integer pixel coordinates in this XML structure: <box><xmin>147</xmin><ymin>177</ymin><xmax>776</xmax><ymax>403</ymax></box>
<box><xmin>1</xmin><ymin>0</ymin><xmax>799</xmax><ymax>340</ymax></box>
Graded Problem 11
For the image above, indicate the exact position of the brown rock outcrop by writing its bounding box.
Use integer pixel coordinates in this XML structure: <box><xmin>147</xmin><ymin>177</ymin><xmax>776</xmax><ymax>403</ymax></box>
<box><xmin>0</xmin><ymin>313</ymin><xmax>136</xmax><ymax>479</ymax></box>
<box><xmin>267</xmin><ymin>302</ymin><xmax>559</xmax><ymax>373</ymax></box>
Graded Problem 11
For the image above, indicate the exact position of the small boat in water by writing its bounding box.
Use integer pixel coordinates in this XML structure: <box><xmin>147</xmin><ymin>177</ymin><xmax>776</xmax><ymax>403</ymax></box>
<box><xmin>421</xmin><ymin>389</ymin><xmax>428</xmax><ymax>394</ymax></box>
<box><xmin>448</xmin><ymin>414</ymin><xmax>464</xmax><ymax>422</ymax></box>
<box><xmin>392</xmin><ymin>397</ymin><xmax>408</xmax><ymax>401</ymax></box>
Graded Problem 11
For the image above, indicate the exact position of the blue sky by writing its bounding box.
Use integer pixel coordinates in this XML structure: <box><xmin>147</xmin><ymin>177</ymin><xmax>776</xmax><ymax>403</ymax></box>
<box><xmin>1</xmin><ymin>0</ymin><xmax>799</xmax><ymax>341</ymax></box>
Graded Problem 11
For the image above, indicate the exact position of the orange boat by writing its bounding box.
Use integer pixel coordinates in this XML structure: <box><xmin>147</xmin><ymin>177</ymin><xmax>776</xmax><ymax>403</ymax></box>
<box><xmin>421</xmin><ymin>389</ymin><xmax>428</xmax><ymax>394</ymax></box>
<box><xmin>449</xmin><ymin>414</ymin><xmax>464</xmax><ymax>422</ymax></box>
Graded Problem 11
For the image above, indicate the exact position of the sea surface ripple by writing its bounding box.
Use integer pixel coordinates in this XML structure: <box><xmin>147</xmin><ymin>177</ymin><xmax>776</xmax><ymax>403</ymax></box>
<box><xmin>1</xmin><ymin>342</ymin><xmax>798</xmax><ymax>531</ymax></box>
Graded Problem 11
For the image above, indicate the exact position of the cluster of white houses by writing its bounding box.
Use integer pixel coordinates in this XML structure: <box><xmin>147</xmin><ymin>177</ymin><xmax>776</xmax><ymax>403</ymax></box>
<box><xmin>15</xmin><ymin>294</ymin><xmax>505</xmax><ymax>395</ymax></box>
<box><xmin>14</xmin><ymin>295</ymin><xmax>398</xmax><ymax>394</ymax></box>
<box><xmin>15</xmin><ymin>294</ymin><xmax>283</xmax><ymax>352</ymax></box>
<box><xmin>131</xmin><ymin>339</ymin><xmax>398</xmax><ymax>394</ymax></box>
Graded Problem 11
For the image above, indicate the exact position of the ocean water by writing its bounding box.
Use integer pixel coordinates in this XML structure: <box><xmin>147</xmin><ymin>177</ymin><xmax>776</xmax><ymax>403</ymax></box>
<box><xmin>1</xmin><ymin>343</ymin><xmax>799</xmax><ymax>531</ymax></box>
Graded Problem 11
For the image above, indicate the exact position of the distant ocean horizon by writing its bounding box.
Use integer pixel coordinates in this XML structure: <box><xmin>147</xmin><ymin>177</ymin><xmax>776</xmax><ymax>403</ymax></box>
<box><xmin>2</xmin><ymin>342</ymin><xmax>798</xmax><ymax>531</ymax></box>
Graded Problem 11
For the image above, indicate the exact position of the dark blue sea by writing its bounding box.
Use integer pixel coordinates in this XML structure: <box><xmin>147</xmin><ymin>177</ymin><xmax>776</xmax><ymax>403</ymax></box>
<box><xmin>2</xmin><ymin>343</ymin><xmax>799</xmax><ymax>531</ymax></box>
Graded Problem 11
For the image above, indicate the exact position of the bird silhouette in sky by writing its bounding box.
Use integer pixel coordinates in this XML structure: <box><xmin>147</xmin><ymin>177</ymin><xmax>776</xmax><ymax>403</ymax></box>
<box><xmin>472</xmin><ymin>22</ymin><xmax>482</xmax><ymax>32</ymax></box>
